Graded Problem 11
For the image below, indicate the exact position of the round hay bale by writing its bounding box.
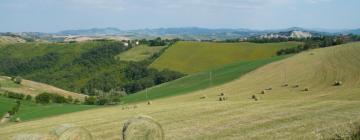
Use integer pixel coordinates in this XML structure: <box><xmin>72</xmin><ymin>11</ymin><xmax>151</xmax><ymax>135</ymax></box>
<box><xmin>200</xmin><ymin>95</ymin><xmax>207</xmax><ymax>99</ymax></box>
<box><xmin>12</xmin><ymin>134</ymin><xmax>57</xmax><ymax>140</ymax></box>
<box><xmin>219</xmin><ymin>93</ymin><xmax>225</xmax><ymax>96</ymax></box>
<box><xmin>265</xmin><ymin>87</ymin><xmax>272</xmax><ymax>90</ymax></box>
<box><xmin>304</xmin><ymin>88</ymin><xmax>310</xmax><ymax>91</ymax></box>
<box><xmin>251</xmin><ymin>95</ymin><xmax>258</xmax><ymax>101</ymax></box>
<box><xmin>261</xmin><ymin>90</ymin><xmax>266</xmax><ymax>94</ymax></box>
<box><xmin>282</xmin><ymin>83</ymin><xmax>289</xmax><ymax>87</ymax></box>
<box><xmin>51</xmin><ymin>124</ymin><xmax>93</xmax><ymax>140</ymax></box>
<box><xmin>147</xmin><ymin>101</ymin><xmax>152</xmax><ymax>105</ymax></box>
<box><xmin>122</xmin><ymin>115</ymin><xmax>164</xmax><ymax>140</ymax></box>
<box><xmin>293</xmin><ymin>85</ymin><xmax>299</xmax><ymax>88</ymax></box>
<box><xmin>334</xmin><ymin>81</ymin><xmax>342</xmax><ymax>86</ymax></box>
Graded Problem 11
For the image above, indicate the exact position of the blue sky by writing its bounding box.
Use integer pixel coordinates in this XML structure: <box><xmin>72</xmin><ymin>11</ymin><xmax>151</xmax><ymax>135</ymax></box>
<box><xmin>0</xmin><ymin>0</ymin><xmax>359</xmax><ymax>32</ymax></box>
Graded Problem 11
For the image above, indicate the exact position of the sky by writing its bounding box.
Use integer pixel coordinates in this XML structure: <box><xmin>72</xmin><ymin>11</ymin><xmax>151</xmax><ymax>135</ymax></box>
<box><xmin>0</xmin><ymin>0</ymin><xmax>359</xmax><ymax>32</ymax></box>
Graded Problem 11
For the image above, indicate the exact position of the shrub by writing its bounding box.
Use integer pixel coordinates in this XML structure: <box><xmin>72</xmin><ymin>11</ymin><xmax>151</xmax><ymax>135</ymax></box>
<box><xmin>84</xmin><ymin>96</ymin><xmax>97</xmax><ymax>105</ymax></box>
<box><xmin>74</xmin><ymin>99</ymin><xmax>80</xmax><ymax>104</ymax></box>
<box><xmin>35</xmin><ymin>93</ymin><xmax>52</xmax><ymax>104</ymax></box>
<box><xmin>52</xmin><ymin>94</ymin><xmax>67</xmax><ymax>103</ymax></box>
<box><xmin>25</xmin><ymin>95</ymin><xmax>32</xmax><ymax>101</ymax></box>
<box><xmin>67</xmin><ymin>96</ymin><xmax>73</xmax><ymax>103</ymax></box>
<box><xmin>13</xmin><ymin>76</ymin><xmax>22</xmax><ymax>84</ymax></box>
<box><xmin>6</xmin><ymin>92</ymin><xmax>25</xmax><ymax>100</ymax></box>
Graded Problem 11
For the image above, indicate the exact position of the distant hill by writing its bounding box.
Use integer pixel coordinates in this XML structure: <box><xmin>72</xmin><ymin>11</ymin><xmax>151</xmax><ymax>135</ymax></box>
<box><xmin>343</xmin><ymin>29</ymin><xmax>360</xmax><ymax>35</ymax></box>
<box><xmin>58</xmin><ymin>27</ymin><xmax>124</xmax><ymax>35</ymax></box>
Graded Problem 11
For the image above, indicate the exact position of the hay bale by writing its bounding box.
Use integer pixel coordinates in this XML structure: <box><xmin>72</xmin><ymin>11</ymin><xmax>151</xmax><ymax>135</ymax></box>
<box><xmin>218</xmin><ymin>97</ymin><xmax>226</xmax><ymax>101</ymax></box>
<box><xmin>147</xmin><ymin>101</ymin><xmax>152</xmax><ymax>105</ymax></box>
<box><xmin>51</xmin><ymin>124</ymin><xmax>93</xmax><ymax>140</ymax></box>
<box><xmin>200</xmin><ymin>95</ymin><xmax>207</xmax><ymax>99</ymax></box>
<box><xmin>261</xmin><ymin>90</ymin><xmax>266</xmax><ymax>94</ymax></box>
<box><xmin>334</xmin><ymin>81</ymin><xmax>343</xmax><ymax>86</ymax></box>
<box><xmin>282</xmin><ymin>83</ymin><xmax>289</xmax><ymax>87</ymax></box>
<box><xmin>293</xmin><ymin>85</ymin><xmax>299</xmax><ymax>88</ymax></box>
<box><xmin>12</xmin><ymin>134</ymin><xmax>57</xmax><ymax>140</ymax></box>
<box><xmin>251</xmin><ymin>95</ymin><xmax>258</xmax><ymax>101</ymax></box>
<box><xmin>219</xmin><ymin>93</ymin><xmax>225</xmax><ymax>96</ymax></box>
<box><xmin>265</xmin><ymin>87</ymin><xmax>272</xmax><ymax>90</ymax></box>
<box><xmin>304</xmin><ymin>88</ymin><xmax>310</xmax><ymax>91</ymax></box>
<box><xmin>122</xmin><ymin>115</ymin><xmax>164</xmax><ymax>140</ymax></box>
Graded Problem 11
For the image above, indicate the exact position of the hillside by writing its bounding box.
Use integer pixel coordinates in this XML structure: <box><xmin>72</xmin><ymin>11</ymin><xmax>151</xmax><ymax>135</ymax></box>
<box><xmin>150</xmin><ymin>41</ymin><xmax>300</xmax><ymax>74</ymax></box>
<box><xmin>122</xmin><ymin>55</ymin><xmax>289</xmax><ymax>103</ymax></box>
<box><xmin>1</xmin><ymin>42</ymin><xmax>359</xmax><ymax>139</ymax></box>
<box><xmin>0</xmin><ymin>76</ymin><xmax>85</xmax><ymax>100</ymax></box>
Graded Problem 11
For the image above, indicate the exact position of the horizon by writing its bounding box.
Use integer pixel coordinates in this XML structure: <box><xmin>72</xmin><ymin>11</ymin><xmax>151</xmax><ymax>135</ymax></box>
<box><xmin>1</xmin><ymin>0</ymin><xmax>360</xmax><ymax>32</ymax></box>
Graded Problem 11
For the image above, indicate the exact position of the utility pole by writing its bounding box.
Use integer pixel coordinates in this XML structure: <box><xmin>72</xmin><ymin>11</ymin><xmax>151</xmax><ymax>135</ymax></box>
<box><xmin>209</xmin><ymin>70</ymin><xmax>213</xmax><ymax>87</ymax></box>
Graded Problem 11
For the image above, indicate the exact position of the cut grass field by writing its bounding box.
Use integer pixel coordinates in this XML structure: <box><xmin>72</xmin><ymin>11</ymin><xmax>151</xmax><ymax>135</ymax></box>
<box><xmin>116</xmin><ymin>45</ymin><xmax>167</xmax><ymax>62</ymax></box>
<box><xmin>122</xmin><ymin>55</ymin><xmax>290</xmax><ymax>104</ymax></box>
<box><xmin>0</xmin><ymin>96</ymin><xmax>96</xmax><ymax>122</ymax></box>
<box><xmin>1</xmin><ymin>42</ymin><xmax>360</xmax><ymax>140</ymax></box>
<box><xmin>0</xmin><ymin>76</ymin><xmax>86</xmax><ymax>100</ymax></box>
<box><xmin>150</xmin><ymin>41</ymin><xmax>301</xmax><ymax>74</ymax></box>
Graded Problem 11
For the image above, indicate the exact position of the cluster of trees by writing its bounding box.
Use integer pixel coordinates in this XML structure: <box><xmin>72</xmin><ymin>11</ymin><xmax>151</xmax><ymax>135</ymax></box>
<box><xmin>123</xmin><ymin>63</ymin><xmax>184</xmax><ymax>93</ymax></box>
<box><xmin>0</xmin><ymin>53</ymin><xmax>59</xmax><ymax>76</ymax></box>
<box><xmin>276</xmin><ymin>35</ymin><xmax>360</xmax><ymax>56</ymax></box>
<box><xmin>1</xmin><ymin>91</ymin><xmax>32</xmax><ymax>101</ymax></box>
<box><xmin>138</xmin><ymin>38</ymin><xmax>180</xmax><ymax>46</ymax></box>
<box><xmin>84</xmin><ymin>89</ymin><xmax>126</xmax><ymax>105</ymax></box>
<box><xmin>35</xmin><ymin>92</ymin><xmax>78</xmax><ymax>104</ymax></box>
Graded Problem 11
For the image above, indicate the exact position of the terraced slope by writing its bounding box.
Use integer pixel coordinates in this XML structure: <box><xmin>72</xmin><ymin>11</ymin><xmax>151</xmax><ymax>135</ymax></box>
<box><xmin>150</xmin><ymin>41</ymin><xmax>300</xmax><ymax>74</ymax></box>
<box><xmin>1</xmin><ymin>42</ymin><xmax>360</xmax><ymax>140</ymax></box>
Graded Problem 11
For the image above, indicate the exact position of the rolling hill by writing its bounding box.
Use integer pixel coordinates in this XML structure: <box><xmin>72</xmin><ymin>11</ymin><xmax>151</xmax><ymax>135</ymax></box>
<box><xmin>150</xmin><ymin>41</ymin><xmax>300</xmax><ymax>74</ymax></box>
<box><xmin>1</xmin><ymin>42</ymin><xmax>359</xmax><ymax>139</ymax></box>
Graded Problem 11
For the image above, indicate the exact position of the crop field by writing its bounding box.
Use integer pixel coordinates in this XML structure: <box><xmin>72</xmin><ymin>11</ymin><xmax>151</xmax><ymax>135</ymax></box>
<box><xmin>1</xmin><ymin>42</ymin><xmax>359</xmax><ymax>140</ymax></box>
<box><xmin>116</xmin><ymin>45</ymin><xmax>167</xmax><ymax>62</ymax></box>
<box><xmin>150</xmin><ymin>41</ymin><xmax>301</xmax><ymax>74</ymax></box>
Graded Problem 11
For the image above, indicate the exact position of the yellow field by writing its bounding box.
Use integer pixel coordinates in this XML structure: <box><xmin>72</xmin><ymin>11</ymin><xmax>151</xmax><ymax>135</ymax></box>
<box><xmin>150</xmin><ymin>41</ymin><xmax>300</xmax><ymax>74</ymax></box>
<box><xmin>1</xmin><ymin>42</ymin><xmax>360</xmax><ymax>140</ymax></box>
<box><xmin>0</xmin><ymin>76</ymin><xmax>85</xmax><ymax>100</ymax></box>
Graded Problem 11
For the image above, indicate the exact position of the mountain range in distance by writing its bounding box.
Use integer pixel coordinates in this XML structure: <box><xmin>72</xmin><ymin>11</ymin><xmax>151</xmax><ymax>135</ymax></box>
<box><xmin>1</xmin><ymin>27</ymin><xmax>360</xmax><ymax>41</ymax></box>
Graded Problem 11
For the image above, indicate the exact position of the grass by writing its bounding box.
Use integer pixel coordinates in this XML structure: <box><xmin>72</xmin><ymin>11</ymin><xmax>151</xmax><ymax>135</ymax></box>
<box><xmin>0</xmin><ymin>96</ymin><xmax>96</xmax><ymax>121</ymax></box>
<box><xmin>116</xmin><ymin>45</ymin><xmax>167</xmax><ymax>62</ymax></box>
<box><xmin>1</xmin><ymin>42</ymin><xmax>360</xmax><ymax>140</ymax></box>
<box><xmin>122</xmin><ymin>55</ymin><xmax>290</xmax><ymax>104</ymax></box>
<box><xmin>150</xmin><ymin>41</ymin><xmax>301</xmax><ymax>74</ymax></box>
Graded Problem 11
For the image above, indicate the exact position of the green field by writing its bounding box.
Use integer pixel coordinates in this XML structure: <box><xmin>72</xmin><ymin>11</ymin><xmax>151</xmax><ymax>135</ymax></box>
<box><xmin>150</xmin><ymin>41</ymin><xmax>300</xmax><ymax>74</ymax></box>
<box><xmin>122</xmin><ymin>55</ymin><xmax>290</xmax><ymax>103</ymax></box>
<box><xmin>116</xmin><ymin>45</ymin><xmax>167</xmax><ymax>62</ymax></box>
<box><xmin>0</xmin><ymin>96</ymin><xmax>96</xmax><ymax>121</ymax></box>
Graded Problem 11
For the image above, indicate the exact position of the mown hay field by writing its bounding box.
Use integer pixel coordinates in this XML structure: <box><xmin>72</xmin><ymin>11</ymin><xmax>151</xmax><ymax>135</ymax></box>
<box><xmin>1</xmin><ymin>42</ymin><xmax>360</xmax><ymax>140</ymax></box>
<box><xmin>150</xmin><ymin>41</ymin><xmax>301</xmax><ymax>74</ymax></box>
